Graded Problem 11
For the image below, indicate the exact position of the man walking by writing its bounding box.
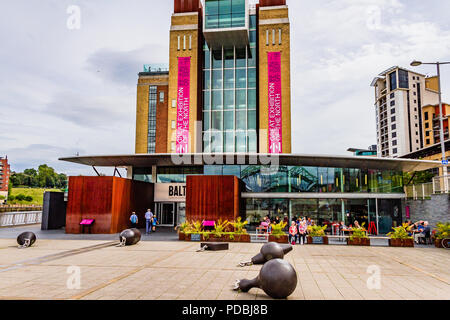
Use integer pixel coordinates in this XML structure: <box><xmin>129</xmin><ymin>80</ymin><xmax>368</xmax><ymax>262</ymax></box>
<box><xmin>130</xmin><ymin>212</ymin><xmax>138</xmax><ymax>228</ymax></box>
<box><xmin>145</xmin><ymin>209</ymin><xmax>154</xmax><ymax>235</ymax></box>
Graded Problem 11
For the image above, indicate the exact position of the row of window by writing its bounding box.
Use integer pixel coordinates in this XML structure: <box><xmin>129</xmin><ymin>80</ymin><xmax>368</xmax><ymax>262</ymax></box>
<box><xmin>133</xmin><ymin>166</ymin><xmax>404</xmax><ymax>194</ymax></box>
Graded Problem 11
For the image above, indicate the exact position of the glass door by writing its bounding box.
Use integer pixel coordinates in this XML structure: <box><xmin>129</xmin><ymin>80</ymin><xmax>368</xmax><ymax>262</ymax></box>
<box><xmin>157</xmin><ymin>203</ymin><xmax>175</xmax><ymax>226</ymax></box>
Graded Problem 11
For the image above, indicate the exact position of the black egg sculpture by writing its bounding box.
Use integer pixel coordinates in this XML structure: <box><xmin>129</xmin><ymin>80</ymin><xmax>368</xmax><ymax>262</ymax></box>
<box><xmin>234</xmin><ymin>259</ymin><xmax>297</xmax><ymax>299</ymax></box>
<box><xmin>119</xmin><ymin>228</ymin><xmax>141</xmax><ymax>246</ymax></box>
<box><xmin>240</xmin><ymin>242</ymin><xmax>293</xmax><ymax>266</ymax></box>
<box><xmin>17</xmin><ymin>232</ymin><xmax>36</xmax><ymax>248</ymax></box>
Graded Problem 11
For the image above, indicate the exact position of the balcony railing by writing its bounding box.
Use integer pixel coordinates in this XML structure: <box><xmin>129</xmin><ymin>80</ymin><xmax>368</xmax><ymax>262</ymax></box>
<box><xmin>0</xmin><ymin>211</ymin><xmax>42</xmax><ymax>227</ymax></box>
<box><xmin>404</xmin><ymin>176</ymin><xmax>450</xmax><ymax>199</ymax></box>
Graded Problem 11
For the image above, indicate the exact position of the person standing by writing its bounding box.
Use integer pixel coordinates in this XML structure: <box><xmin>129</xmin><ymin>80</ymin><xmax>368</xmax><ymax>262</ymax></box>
<box><xmin>289</xmin><ymin>221</ymin><xmax>298</xmax><ymax>245</ymax></box>
<box><xmin>152</xmin><ymin>215</ymin><xmax>159</xmax><ymax>232</ymax></box>
<box><xmin>130</xmin><ymin>212</ymin><xmax>138</xmax><ymax>229</ymax></box>
<box><xmin>145</xmin><ymin>209</ymin><xmax>154</xmax><ymax>235</ymax></box>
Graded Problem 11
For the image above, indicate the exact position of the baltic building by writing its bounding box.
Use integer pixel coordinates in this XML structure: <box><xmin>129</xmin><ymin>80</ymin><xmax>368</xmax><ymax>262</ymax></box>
<box><xmin>60</xmin><ymin>0</ymin><xmax>441</xmax><ymax>235</ymax></box>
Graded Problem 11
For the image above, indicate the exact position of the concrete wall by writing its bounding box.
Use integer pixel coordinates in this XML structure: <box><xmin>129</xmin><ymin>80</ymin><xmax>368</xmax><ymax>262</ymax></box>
<box><xmin>403</xmin><ymin>193</ymin><xmax>450</xmax><ymax>228</ymax></box>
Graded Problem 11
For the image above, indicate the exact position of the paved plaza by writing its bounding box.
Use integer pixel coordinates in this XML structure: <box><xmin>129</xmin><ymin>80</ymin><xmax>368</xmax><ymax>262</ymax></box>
<box><xmin>0</xmin><ymin>234</ymin><xmax>449</xmax><ymax>300</ymax></box>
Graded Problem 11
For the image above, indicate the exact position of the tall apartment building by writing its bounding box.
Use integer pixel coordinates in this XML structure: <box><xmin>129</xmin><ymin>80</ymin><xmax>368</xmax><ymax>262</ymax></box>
<box><xmin>0</xmin><ymin>156</ymin><xmax>11</xmax><ymax>201</ymax></box>
<box><xmin>422</xmin><ymin>103</ymin><xmax>449</xmax><ymax>147</ymax></box>
<box><xmin>371</xmin><ymin>66</ymin><xmax>440</xmax><ymax>158</ymax></box>
<box><xmin>135</xmin><ymin>0</ymin><xmax>292</xmax><ymax>154</ymax></box>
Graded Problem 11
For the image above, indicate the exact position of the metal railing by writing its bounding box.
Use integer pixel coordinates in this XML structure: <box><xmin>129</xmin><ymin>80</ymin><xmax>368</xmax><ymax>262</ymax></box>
<box><xmin>405</xmin><ymin>176</ymin><xmax>450</xmax><ymax>199</ymax></box>
<box><xmin>0</xmin><ymin>211</ymin><xmax>42</xmax><ymax>227</ymax></box>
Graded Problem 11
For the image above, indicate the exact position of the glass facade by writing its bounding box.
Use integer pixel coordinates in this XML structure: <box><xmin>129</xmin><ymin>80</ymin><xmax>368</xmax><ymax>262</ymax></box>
<box><xmin>203</xmin><ymin>15</ymin><xmax>257</xmax><ymax>153</ymax></box>
<box><xmin>147</xmin><ymin>86</ymin><xmax>157</xmax><ymax>153</ymax></box>
<box><xmin>205</xmin><ymin>0</ymin><xmax>246</xmax><ymax>29</ymax></box>
<box><xmin>133</xmin><ymin>165</ymin><xmax>404</xmax><ymax>194</ymax></box>
<box><xmin>398</xmin><ymin>69</ymin><xmax>409</xmax><ymax>89</ymax></box>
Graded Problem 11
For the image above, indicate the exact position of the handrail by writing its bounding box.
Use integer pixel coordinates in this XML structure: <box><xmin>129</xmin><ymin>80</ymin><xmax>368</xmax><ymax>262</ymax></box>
<box><xmin>0</xmin><ymin>211</ymin><xmax>42</xmax><ymax>227</ymax></box>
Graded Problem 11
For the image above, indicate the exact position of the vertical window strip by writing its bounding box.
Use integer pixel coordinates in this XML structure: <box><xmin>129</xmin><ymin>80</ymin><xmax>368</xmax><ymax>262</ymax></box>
<box><xmin>189</xmin><ymin>35</ymin><xmax>192</xmax><ymax>50</ymax></box>
<box><xmin>183</xmin><ymin>35</ymin><xmax>186</xmax><ymax>50</ymax></box>
<box><xmin>266</xmin><ymin>29</ymin><xmax>269</xmax><ymax>46</ymax></box>
<box><xmin>279</xmin><ymin>29</ymin><xmax>282</xmax><ymax>44</ymax></box>
<box><xmin>272</xmin><ymin>29</ymin><xmax>275</xmax><ymax>45</ymax></box>
<box><xmin>177</xmin><ymin>36</ymin><xmax>180</xmax><ymax>51</ymax></box>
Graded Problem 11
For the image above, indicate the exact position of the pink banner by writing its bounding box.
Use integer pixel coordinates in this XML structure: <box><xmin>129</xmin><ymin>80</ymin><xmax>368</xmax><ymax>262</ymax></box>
<box><xmin>176</xmin><ymin>57</ymin><xmax>191</xmax><ymax>153</ymax></box>
<box><xmin>267</xmin><ymin>52</ymin><xmax>282</xmax><ymax>154</ymax></box>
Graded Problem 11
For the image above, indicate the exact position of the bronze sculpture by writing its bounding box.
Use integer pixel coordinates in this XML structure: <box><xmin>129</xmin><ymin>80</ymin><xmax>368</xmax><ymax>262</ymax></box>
<box><xmin>233</xmin><ymin>258</ymin><xmax>298</xmax><ymax>299</ymax></box>
<box><xmin>118</xmin><ymin>228</ymin><xmax>141</xmax><ymax>246</ymax></box>
<box><xmin>239</xmin><ymin>242</ymin><xmax>293</xmax><ymax>266</ymax></box>
<box><xmin>17</xmin><ymin>232</ymin><xmax>36</xmax><ymax>248</ymax></box>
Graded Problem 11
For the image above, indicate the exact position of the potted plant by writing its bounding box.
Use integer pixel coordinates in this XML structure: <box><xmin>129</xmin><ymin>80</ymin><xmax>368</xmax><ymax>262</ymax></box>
<box><xmin>269</xmin><ymin>221</ymin><xmax>288</xmax><ymax>243</ymax></box>
<box><xmin>185</xmin><ymin>220</ymin><xmax>203</xmax><ymax>241</ymax></box>
<box><xmin>387</xmin><ymin>223</ymin><xmax>414</xmax><ymax>247</ymax></box>
<box><xmin>433</xmin><ymin>222</ymin><xmax>450</xmax><ymax>248</ymax></box>
<box><xmin>230</xmin><ymin>217</ymin><xmax>250</xmax><ymax>242</ymax></box>
<box><xmin>306</xmin><ymin>225</ymin><xmax>329</xmax><ymax>244</ymax></box>
<box><xmin>347</xmin><ymin>223</ymin><xmax>370</xmax><ymax>246</ymax></box>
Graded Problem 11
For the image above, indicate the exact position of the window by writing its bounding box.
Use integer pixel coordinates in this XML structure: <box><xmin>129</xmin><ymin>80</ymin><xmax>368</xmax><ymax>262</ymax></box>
<box><xmin>391</xmin><ymin>124</ymin><xmax>396</xmax><ymax>130</ymax></box>
<box><xmin>414</xmin><ymin>100</ymin><xmax>417</xmax><ymax>104</ymax></box>
<box><xmin>390</xmin><ymin>93</ymin><xmax>395</xmax><ymax>99</ymax></box>
<box><xmin>171</xmin><ymin>142</ymin><xmax>175</xmax><ymax>151</ymax></box>
<box><xmin>159</xmin><ymin>91</ymin><xmax>165</xmax><ymax>103</ymax></box>
<box><xmin>171</xmin><ymin>120</ymin><xmax>176</xmax><ymax>129</ymax></box>
<box><xmin>147</xmin><ymin>86</ymin><xmax>157</xmax><ymax>153</ymax></box>
<box><xmin>391</xmin><ymin>116</ymin><xmax>396</xmax><ymax>122</ymax></box>
<box><xmin>205</xmin><ymin>0</ymin><xmax>245</xmax><ymax>29</ymax></box>
<box><xmin>390</xmin><ymin>100</ymin><xmax>395</xmax><ymax>106</ymax></box>
<box><xmin>424</xmin><ymin>112</ymin><xmax>429</xmax><ymax>120</ymax></box>
<box><xmin>393</xmin><ymin>148</ymin><xmax>398</xmax><ymax>154</ymax></box>
<box><xmin>425</xmin><ymin>122</ymin><xmax>429</xmax><ymax>129</ymax></box>
<box><xmin>389</xmin><ymin>71</ymin><xmax>397</xmax><ymax>91</ymax></box>
<box><xmin>398</xmin><ymin>69</ymin><xmax>409</xmax><ymax>88</ymax></box>
<box><xmin>392</xmin><ymin>132</ymin><xmax>397</xmax><ymax>138</ymax></box>
<box><xmin>391</xmin><ymin>109</ymin><xmax>395</xmax><ymax>114</ymax></box>
<box><xmin>426</xmin><ymin>139</ymin><xmax>430</xmax><ymax>144</ymax></box>
<box><xmin>426</xmin><ymin>131</ymin><xmax>430</xmax><ymax>137</ymax></box>
<box><xmin>392</xmin><ymin>140</ymin><xmax>397</xmax><ymax>146</ymax></box>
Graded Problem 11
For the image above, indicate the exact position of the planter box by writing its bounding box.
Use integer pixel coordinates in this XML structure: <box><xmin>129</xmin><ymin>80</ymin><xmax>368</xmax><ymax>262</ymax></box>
<box><xmin>347</xmin><ymin>238</ymin><xmax>371</xmax><ymax>246</ymax></box>
<box><xmin>180</xmin><ymin>233</ymin><xmax>250</xmax><ymax>243</ymax></box>
<box><xmin>389</xmin><ymin>238</ymin><xmax>414</xmax><ymax>247</ymax></box>
<box><xmin>269</xmin><ymin>234</ymin><xmax>288</xmax><ymax>244</ymax></box>
<box><xmin>307</xmin><ymin>236</ymin><xmax>329</xmax><ymax>245</ymax></box>
<box><xmin>435</xmin><ymin>239</ymin><xmax>444</xmax><ymax>248</ymax></box>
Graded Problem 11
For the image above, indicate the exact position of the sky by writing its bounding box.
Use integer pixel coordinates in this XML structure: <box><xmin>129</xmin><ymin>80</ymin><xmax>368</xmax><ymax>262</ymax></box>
<box><xmin>1</xmin><ymin>0</ymin><xmax>450</xmax><ymax>176</ymax></box>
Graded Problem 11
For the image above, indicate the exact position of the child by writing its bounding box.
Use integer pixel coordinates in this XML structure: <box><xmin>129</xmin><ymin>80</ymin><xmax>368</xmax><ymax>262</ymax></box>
<box><xmin>152</xmin><ymin>216</ymin><xmax>159</xmax><ymax>232</ymax></box>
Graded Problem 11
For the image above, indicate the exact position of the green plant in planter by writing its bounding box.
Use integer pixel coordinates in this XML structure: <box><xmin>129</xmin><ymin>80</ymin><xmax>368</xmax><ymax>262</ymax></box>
<box><xmin>186</xmin><ymin>220</ymin><xmax>203</xmax><ymax>234</ymax></box>
<box><xmin>434</xmin><ymin>222</ymin><xmax>450</xmax><ymax>239</ymax></box>
<box><xmin>231</xmin><ymin>217</ymin><xmax>248</xmax><ymax>234</ymax></box>
<box><xmin>271</xmin><ymin>221</ymin><xmax>287</xmax><ymax>238</ymax></box>
<box><xmin>388</xmin><ymin>223</ymin><xmax>413</xmax><ymax>239</ymax></box>
<box><xmin>212</xmin><ymin>219</ymin><xmax>229</xmax><ymax>238</ymax></box>
<box><xmin>350</xmin><ymin>222</ymin><xmax>368</xmax><ymax>241</ymax></box>
<box><xmin>203</xmin><ymin>232</ymin><xmax>210</xmax><ymax>240</ymax></box>
<box><xmin>178</xmin><ymin>221</ymin><xmax>192</xmax><ymax>233</ymax></box>
<box><xmin>229</xmin><ymin>233</ymin><xmax>235</xmax><ymax>240</ymax></box>
<box><xmin>307</xmin><ymin>225</ymin><xmax>327</xmax><ymax>237</ymax></box>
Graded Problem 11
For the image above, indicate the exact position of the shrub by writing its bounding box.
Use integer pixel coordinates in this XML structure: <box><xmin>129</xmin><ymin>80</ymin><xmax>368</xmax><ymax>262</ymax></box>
<box><xmin>271</xmin><ymin>221</ymin><xmax>287</xmax><ymax>238</ymax></box>
<box><xmin>434</xmin><ymin>222</ymin><xmax>450</xmax><ymax>240</ymax></box>
<box><xmin>8</xmin><ymin>195</ymin><xmax>15</xmax><ymax>201</ymax></box>
<box><xmin>388</xmin><ymin>223</ymin><xmax>412</xmax><ymax>239</ymax></box>
<box><xmin>16</xmin><ymin>194</ymin><xmax>26</xmax><ymax>201</ymax></box>
<box><xmin>307</xmin><ymin>225</ymin><xmax>327</xmax><ymax>237</ymax></box>
<box><xmin>230</xmin><ymin>217</ymin><xmax>248</xmax><ymax>234</ymax></box>
<box><xmin>212</xmin><ymin>219</ymin><xmax>229</xmax><ymax>238</ymax></box>
<box><xmin>25</xmin><ymin>196</ymin><xmax>33</xmax><ymax>202</ymax></box>
<box><xmin>350</xmin><ymin>222</ymin><xmax>369</xmax><ymax>241</ymax></box>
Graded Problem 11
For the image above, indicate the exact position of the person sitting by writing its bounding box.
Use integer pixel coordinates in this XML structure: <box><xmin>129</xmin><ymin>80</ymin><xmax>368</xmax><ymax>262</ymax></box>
<box><xmin>414</xmin><ymin>221</ymin><xmax>428</xmax><ymax>244</ymax></box>
<box><xmin>416</xmin><ymin>221</ymin><xmax>431</xmax><ymax>244</ymax></box>
<box><xmin>353</xmin><ymin>220</ymin><xmax>361</xmax><ymax>229</ymax></box>
<box><xmin>288</xmin><ymin>222</ymin><xmax>298</xmax><ymax>245</ymax></box>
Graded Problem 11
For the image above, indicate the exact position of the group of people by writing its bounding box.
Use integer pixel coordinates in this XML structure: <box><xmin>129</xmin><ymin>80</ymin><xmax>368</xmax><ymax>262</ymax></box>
<box><xmin>129</xmin><ymin>209</ymin><xmax>159</xmax><ymax>234</ymax></box>
<box><xmin>288</xmin><ymin>217</ymin><xmax>315</xmax><ymax>245</ymax></box>
<box><xmin>405</xmin><ymin>220</ymin><xmax>431</xmax><ymax>244</ymax></box>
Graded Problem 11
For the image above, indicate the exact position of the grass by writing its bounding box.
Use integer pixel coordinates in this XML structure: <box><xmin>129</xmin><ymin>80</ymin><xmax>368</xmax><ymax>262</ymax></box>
<box><xmin>9</xmin><ymin>188</ymin><xmax>62</xmax><ymax>206</ymax></box>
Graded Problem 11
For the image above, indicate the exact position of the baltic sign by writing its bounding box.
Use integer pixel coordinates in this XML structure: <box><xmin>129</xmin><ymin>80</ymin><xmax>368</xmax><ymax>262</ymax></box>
<box><xmin>154</xmin><ymin>183</ymin><xmax>186</xmax><ymax>202</ymax></box>
<box><xmin>267</xmin><ymin>51</ymin><xmax>282</xmax><ymax>154</ymax></box>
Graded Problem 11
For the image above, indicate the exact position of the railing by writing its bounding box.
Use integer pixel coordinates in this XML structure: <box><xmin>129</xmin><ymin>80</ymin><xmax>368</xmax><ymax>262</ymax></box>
<box><xmin>0</xmin><ymin>211</ymin><xmax>42</xmax><ymax>227</ymax></box>
<box><xmin>405</xmin><ymin>176</ymin><xmax>450</xmax><ymax>199</ymax></box>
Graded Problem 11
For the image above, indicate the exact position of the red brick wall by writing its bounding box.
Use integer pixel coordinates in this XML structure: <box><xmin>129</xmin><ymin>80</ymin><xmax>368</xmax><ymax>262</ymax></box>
<box><xmin>260</xmin><ymin>0</ymin><xmax>286</xmax><ymax>6</ymax></box>
<box><xmin>0</xmin><ymin>159</ymin><xmax>10</xmax><ymax>192</ymax></box>
<box><xmin>174</xmin><ymin>0</ymin><xmax>201</xmax><ymax>13</ymax></box>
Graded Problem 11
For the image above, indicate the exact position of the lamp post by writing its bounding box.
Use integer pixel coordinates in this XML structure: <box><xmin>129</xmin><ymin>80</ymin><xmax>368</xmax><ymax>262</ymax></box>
<box><xmin>411</xmin><ymin>60</ymin><xmax>450</xmax><ymax>192</ymax></box>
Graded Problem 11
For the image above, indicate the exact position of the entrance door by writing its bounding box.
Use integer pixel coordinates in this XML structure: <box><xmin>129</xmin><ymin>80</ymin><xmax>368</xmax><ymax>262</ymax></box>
<box><xmin>157</xmin><ymin>203</ymin><xmax>175</xmax><ymax>226</ymax></box>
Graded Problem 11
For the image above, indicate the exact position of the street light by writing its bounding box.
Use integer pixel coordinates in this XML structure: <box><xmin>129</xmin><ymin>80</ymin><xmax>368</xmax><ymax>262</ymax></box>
<box><xmin>410</xmin><ymin>60</ymin><xmax>450</xmax><ymax>192</ymax></box>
